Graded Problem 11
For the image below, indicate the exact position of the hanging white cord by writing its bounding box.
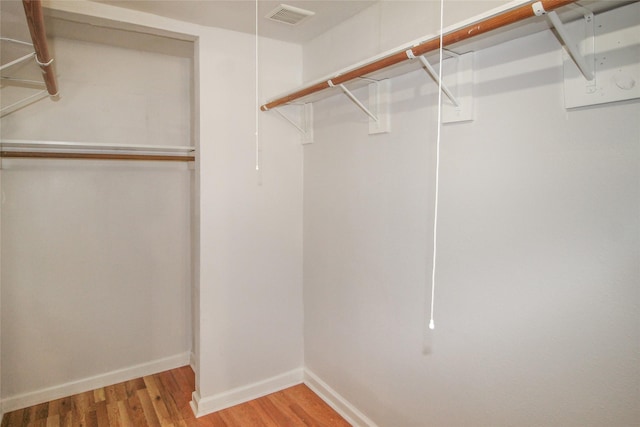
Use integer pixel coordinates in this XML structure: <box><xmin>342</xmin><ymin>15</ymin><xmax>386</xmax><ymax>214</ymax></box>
<box><xmin>429</xmin><ymin>0</ymin><xmax>445</xmax><ymax>331</ymax></box>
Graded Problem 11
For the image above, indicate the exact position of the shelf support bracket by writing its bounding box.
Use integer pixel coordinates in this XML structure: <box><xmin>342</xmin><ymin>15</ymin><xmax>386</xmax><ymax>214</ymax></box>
<box><xmin>406</xmin><ymin>49</ymin><xmax>474</xmax><ymax>123</ymax></box>
<box><xmin>329</xmin><ymin>80</ymin><xmax>378</xmax><ymax>122</ymax></box>
<box><xmin>0</xmin><ymin>90</ymin><xmax>49</xmax><ymax>118</ymax></box>
<box><xmin>328</xmin><ymin>79</ymin><xmax>390</xmax><ymax>134</ymax></box>
<box><xmin>0</xmin><ymin>52</ymin><xmax>36</xmax><ymax>73</ymax></box>
<box><xmin>274</xmin><ymin>108</ymin><xmax>305</xmax><ymax>133</ymax></box>
<box><xmin>406</xmin><ymin>50</ymin><xmax>460</xmax><ymax>107</ymax></box>
<box><xmin>533</xmin><ymin>1</ymin><xmax>594</xmax><ymax>81</ymax></box>
<box><xmin>272</xmin><ymin>103</ymin><xmax>314</xmax><ymax>144</ymax></box>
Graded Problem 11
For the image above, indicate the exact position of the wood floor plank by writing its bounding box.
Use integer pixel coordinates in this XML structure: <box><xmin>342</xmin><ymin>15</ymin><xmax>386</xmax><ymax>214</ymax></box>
<box><xmin>217</xmin><ymin>402</ymin><xmax>268</xmax><ymax>427</ymax></box>
<box><xmin>270</xmin><ymin>387</ymin><xmax>321</xmax><ymax>426</ymax></box>
<box><xmin>32</xmin><ymin>403</ymin><xmax>49</xmax><ymax>422</ymax></box>
<box><xmin>141</xmin><ymin>376</ymin><xmax>174</xmax><ymax>426</ymax></box>
<box><xmin>174</xmin><ymin>366</ymin><xmax>194</xmax><ymax>387</ymax></box>
<box><xmin>252</xmin><ymin>393</ymin><xmax>300</xmax><ymax>426</ymax></box>
<box><xmin>104</xmin><ymin>386</ymin><xmax>117</xmax><ymax>406</ymax></box>
<box><xmin>155</xmin><ymin>370</ymin><xmax>194</xmax><ymax>427</ymax></box>
<box><xmin>136</xmin><ymin>388</ymin><xmax>162</xmax><ymax>426</ymax></box>
<box><xmin>94</xmin><ymin>401</ymin><xmax>109</xmax><ymax>427</ymax></box>
<box><xmin>19</xmin><ymin>407</ymin><xmax>31</xmax><ymax>426</ymax></box>
<box><xmin>122</xmin><ymin>393</ymin><xmax>148</xmax><ymax>427</ymax></box>
<box><xmin>284</xmin><ymin>384</ymin><xmax>351</xmax><ymax>426</ymax></box>
<box><xmin>86</xmin><ymin>410</ymin><xmax>99</xmax><ymax>427</ymax></box>
<box><xmin>124</xmin><ymin>378</ymin><xmax>145</xmax><ymax>400</ymax></box>
<box><xmin>93</xmin><ymin>388</ymin><xmax>106</xmax><ymax>404</ymax></box>
<box><xmin>116</xmin><ymin>401</ymin><xmax>133</xmax><ymax>427</ymax></box>
<box><xmin>46</xmin><ymin>400</ymin><xmax>59</xmax><ymax>419</ymax></box>
<box><xmin>57</xmin><ymin>397</ymin><xmax>72</xmax><ymax>418</ymax></box>
<box><xmin>156</xmin><ymin>372</ymin><xmax>187</xmax><ymax>427</ymax></box>
<box><xmin>113</xmin><ymin>384</ymin><xmax>128</xmax><ymax>403</ymax></box>
<box><xmin>203</xmin><ymin>413</ymin><xmax>229</xmax><ymax>427</ymax></box>
<box><xmin>106</xmin><ymin>402</ymin><xmax>121</xmax><ymax>427</ymax></box>
<box><xmin>171</xmin><ymin>367</ymin><xmax>200</xmax><ymax>422</ymax></box>
<box><xmin>1</xmin><ymin>366</ymin><xmax>352</xmax><ymax>427</ymax></box>
<box><xmin>58</xmin><ymin>409</ymin><xmax>73</xmax><ymax>427</ymax></box>
<box><xmin>170</xmin><ymin>368</ymin><xmax>192</xmax><ymax>397</ymax></box>
<box><xmin>1</xmin><ymin>410</ymin><xmax>16</xmax><ymax>427</ymax></box>
<box><xmin>44</xmin><ymin>414</ymin><xmax>59</xmax><ymax>427</ymax></box>
<box><xmin>72</xmin><ymin>390</ymin><xmax>93</xmax><ymax>426</ymax></box>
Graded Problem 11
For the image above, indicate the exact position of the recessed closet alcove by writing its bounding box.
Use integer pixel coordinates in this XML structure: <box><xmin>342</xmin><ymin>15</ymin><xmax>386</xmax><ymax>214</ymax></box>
<box><xmin>1</xmin><ymin>1</ymin><xmax>197</xmax><ymax>410</ymax></box>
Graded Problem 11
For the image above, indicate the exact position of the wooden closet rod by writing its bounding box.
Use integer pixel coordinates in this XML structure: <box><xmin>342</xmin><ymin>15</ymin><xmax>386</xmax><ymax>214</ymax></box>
<box><xmin>260</xmin><ymin>0</ymin><xmax>577</xmax><ymax>111</ymax></box>
<box><xmin>22</xmin><ymin>0</ymin><xmax>58</xmax><ymax>96</ymax></box>
<box><xmin>1</xmin><ymin>151</ymin><xmax>195</xmax><ymax>161</ymax></box>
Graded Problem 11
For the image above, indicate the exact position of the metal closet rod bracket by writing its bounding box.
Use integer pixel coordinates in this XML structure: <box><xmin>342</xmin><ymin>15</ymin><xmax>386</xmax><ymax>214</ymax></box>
<box><xmin>406</xmin><ymin>48</ymin><xmax>460</xmax><ymax>107</ymax></box>
<box><xmin>273</xmin><ymin>107</ymin><xmax>305</xmax><ymax>133</ymax></box>
<box><xmin>0</xmin><ymin>52</ymin><xmax>35</xmax><ymax>73</ymax></box>
<box><xmin>269</xmin><ymin>103</ymin><xmax>314</xmax><ymax>144</ymax></box>
<box><xmin>532</xmin><ymin>1</ymin><xmax>594</xmax><ymax>81</ymax></box>
<box><xmin>0</xmin><ymin>90</ymin><xmax>48</xmax><ymax>118</ymax></box>
<box><xmin>328</xmin><ymin>79</ymin><xmax>379</xmax><ymax>122</ymax></box>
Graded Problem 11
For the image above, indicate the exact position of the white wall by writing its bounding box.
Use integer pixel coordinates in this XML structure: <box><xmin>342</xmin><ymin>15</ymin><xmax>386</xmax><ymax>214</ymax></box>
<box><xmin>302</xmin><ymin>3</ymin><xmax>640</xmax><ymax>426</ymax></box>
<box><xmin>194</xmin><ymin>26</ymin><xmax>304</xmax><ymax>412</ymax></box>
<box><xmin>0</xmin><ymin>33</ymin><xmax>193</xmax><ymax>406</ymax></box>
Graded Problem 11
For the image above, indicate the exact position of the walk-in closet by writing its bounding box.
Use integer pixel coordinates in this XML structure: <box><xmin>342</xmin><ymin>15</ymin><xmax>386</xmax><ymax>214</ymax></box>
<box><xmin>1</xmin><ymin>0</ymin><xmax>638</xmax><ymax>425</ymax></box>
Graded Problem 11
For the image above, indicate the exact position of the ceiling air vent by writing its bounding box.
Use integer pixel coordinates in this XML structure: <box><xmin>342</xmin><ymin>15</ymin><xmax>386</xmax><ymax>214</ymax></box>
<box><xmin>266</xmin><ymin>4</ymin><xmax>315</xmax><ymax>25</ymax></box>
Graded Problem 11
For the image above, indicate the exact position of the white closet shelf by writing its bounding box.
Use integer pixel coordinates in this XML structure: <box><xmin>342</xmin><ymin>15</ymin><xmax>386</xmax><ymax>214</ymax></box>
<box><xmin>0</xmin><ymin>140</ymin><xmax>196</xmax><ymax>161</ymax></box>
<box><xmin>260</xmin><ymin>0</ymin><xmax>631</xmax><ymax>109</ymax></box>
<box><xmin>1</xmin><ymin>140</ymin><xmax>195</xmax><ymax>152</ymax></box>
<box><xmin>1</xmin><ymin>1</ymin><xmax>59</xmax><ymax>118</ymax></box>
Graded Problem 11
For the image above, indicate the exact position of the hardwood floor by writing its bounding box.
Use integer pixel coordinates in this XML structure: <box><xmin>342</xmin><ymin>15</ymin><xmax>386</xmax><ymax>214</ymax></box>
<box><xmin>1</xmin><ymin>366</ymin><xmax>351</xmax><ymax>427</ymax></box>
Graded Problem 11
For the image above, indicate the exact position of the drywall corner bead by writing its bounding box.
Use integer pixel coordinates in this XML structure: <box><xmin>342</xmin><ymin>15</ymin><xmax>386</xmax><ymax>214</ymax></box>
<box><xmin>532</xmin><ymin>1</ymin><xmax>547</xmax><ymax>16</ymax></box>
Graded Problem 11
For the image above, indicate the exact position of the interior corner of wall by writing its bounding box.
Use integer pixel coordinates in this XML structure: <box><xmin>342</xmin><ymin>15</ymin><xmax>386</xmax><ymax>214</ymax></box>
<box><xmin>303</xmin><ymin>368</ymin><xmax>378</xmax><ymax>427</ymax></box>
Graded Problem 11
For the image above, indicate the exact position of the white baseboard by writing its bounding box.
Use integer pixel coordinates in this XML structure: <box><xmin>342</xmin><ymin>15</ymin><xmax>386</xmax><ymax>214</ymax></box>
<box><xmin>1</xmin><ymin>352</ymin><xmax>190</xmax><ymax>413</ymax></box>
<box><xmin>303</xmin><ymin>368</ymin><xmax>378</xmax><ymax>427</ymax></box>
<box><xmin>190</xmin><ymin>368</ymin><xmax>304</xmax><ymax>417</ymax></box>
<box><xmin>1</xmin><ymin>358</ymin><xmax>375</xmax><ymax>427</ymax></box>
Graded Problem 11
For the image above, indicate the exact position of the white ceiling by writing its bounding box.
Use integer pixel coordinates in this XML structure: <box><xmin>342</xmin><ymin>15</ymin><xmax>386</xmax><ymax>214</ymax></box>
<box><xmin>89</xmin><ymin>0</ymin><xmax>377</xmax><ymax>43</ymax></box>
